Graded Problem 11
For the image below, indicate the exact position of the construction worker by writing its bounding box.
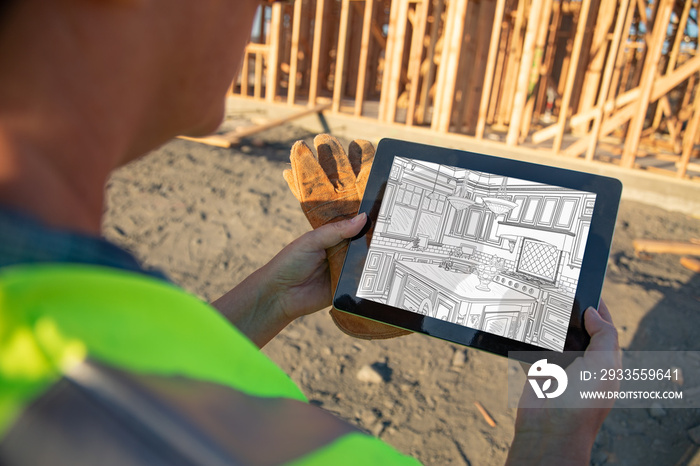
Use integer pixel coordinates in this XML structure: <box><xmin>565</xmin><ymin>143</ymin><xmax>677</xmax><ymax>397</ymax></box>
<box><xmin>0</xmin><ymin>0</ymin><xmax>619</xmax><ymax>464</ymax></box>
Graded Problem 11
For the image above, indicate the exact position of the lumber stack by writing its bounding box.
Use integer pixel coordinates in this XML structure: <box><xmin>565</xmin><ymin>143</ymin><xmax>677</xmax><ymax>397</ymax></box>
<box><xmin>228</xmin><ymin>0</ymin><xmax>700</xmax><ymax>181</ymax></box>
<box><xmin>633</xmin><ymin>238</ymin><xmax>700</xmax><ymax>273</ymax></box>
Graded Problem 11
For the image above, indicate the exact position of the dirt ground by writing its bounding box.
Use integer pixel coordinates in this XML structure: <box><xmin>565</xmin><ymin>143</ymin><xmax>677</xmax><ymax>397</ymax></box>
<box><xmin>103</xmin><ymin>116</ymin><xmax>700</xmax><ymax>466</ymax></box>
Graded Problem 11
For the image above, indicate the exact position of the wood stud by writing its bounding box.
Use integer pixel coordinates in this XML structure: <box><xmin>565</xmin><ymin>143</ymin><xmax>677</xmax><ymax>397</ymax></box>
<box><xmin>227</xmin><ymin>0</ymin><xmax>700</xmax><ymax>180</ymax></box>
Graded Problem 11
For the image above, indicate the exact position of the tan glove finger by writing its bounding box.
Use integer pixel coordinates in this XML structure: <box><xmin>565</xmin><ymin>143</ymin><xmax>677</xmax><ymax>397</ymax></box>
<box><xmin>347</xmin><ymin>139</ymin><xmax>375</xmax><ymax>176</ymax></box>
<box><xmin>314</xmin><ymin>134</ymin><xmax>355</xmax><ymax>192</ymax></box>
<box><xmin>283</xmin><ymin>168</ymin><xmax>301</xmax><ymax>202</ymax></box>
<box><xmin>289</xmin><ymin>140</ymin><xmax>334</xmax><ymax>201</ymax></box>
<box><xmin>348</xmin><ymin>139</ymin><xmax>375</xmax><ymax>198</ymax></box>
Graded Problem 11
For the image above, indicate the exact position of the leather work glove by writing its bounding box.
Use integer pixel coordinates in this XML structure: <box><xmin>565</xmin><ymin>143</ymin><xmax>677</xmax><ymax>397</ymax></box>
<box><xmin>283</xmin><ymin>134</ymin><xmax>410</xmax><ymax>339</ymax></box>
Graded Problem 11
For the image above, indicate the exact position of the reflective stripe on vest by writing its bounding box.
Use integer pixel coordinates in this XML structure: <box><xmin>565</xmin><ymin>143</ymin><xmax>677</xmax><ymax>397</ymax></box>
<box><xmin>0</xmin><ymin>264</ymin><xmax>420</xmax><ymax>465</ymax></box>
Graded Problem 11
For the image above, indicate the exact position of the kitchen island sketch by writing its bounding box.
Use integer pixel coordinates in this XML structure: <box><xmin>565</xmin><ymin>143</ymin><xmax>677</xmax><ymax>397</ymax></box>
<box><xmin>357</xmin><ymin>156</ymin><xmax>598</xmax><ymax>352</ymax></box>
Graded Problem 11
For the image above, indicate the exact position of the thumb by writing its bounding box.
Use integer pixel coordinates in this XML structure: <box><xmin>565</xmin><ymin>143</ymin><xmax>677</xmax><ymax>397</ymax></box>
<box><xmin>303</xmin><ymin>213</ymin><xmax>367</xmax><ymax>251</ymax></box>
<box><xmin>283</xmin><ymin>168</ymin><xmax>301</xmax><ymax>201</ymax></box>
<box><xmin>584</xmin><ymin>306</ymin><xmax>620</xmax><ymax>353</ymax></box>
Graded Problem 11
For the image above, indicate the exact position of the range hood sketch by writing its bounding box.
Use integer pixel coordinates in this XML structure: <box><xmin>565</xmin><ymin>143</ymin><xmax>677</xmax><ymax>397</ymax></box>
<box><xmin>516</xmin><ymin>238</ymin><xmax>560</xmax><ymax>283</ymax></box>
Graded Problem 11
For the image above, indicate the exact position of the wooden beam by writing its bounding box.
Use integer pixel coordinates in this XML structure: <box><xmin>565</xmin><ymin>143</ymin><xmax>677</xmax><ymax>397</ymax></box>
<box><xmin>432</xmin><ymin>0</ymin><xmax>469</xmax><ymax>132</ymax></box>
<box><xmin>366</xmin><ymin>0</ymin><xmax>383</xmax><ymax>103</ymax></box>
<box><xmin>417</xmin><ymin>0</ymin><xmax>444</xmax><ymax>126</ymax></box>
<box><xmin>575</xmin><ymin>0</ymin><xmax>616</xmax><ymax>133</ymax></box>
<box><xmin>177</xmin><ymin>135</ymin><xmax>232</xmax><ymax>148</ymax></box>
<box><xmin>651</xmin><ymin>0</ymin><xmax>693</xmax><ymax>130</ymax></box>
<box><xmin>633</xmin><ymin>239</ymin><xmax>700</xmax><ymax>256</ymax></box>
<box><xmin>287</xmin><ymin>0</ymin><xmax>304</xmax><ymax>105</ymax></box>
<box><xmin>680</xmin><ymin>256</ymin><xmax>700</xmax><ymax>273</ymax></box>
<box><xmin>553</xmin><ymin>0</ymin><xmax>592</xmax><ymax>153</ymax></box>
<box><xmin>620</xmin><ymin>0</ymin><xmax>674</xmax><ymax>168</ymax></box>
<box><xmin>476</xmin><ymin>0</ymin><xmax>507</xmax><ymax>139</ymax></box>
<box><xmin>178</xmin><ymin>103</ymin><xmax>331</xmax><ymax>148</ymax></box>
<box><xmin>584</xmin><ymin>0</ymin><xmax>633</xmax><ymax>161</ymax></box>
<box><xmin>519</xmin><ymin>0</ymin><xmax>553</xmax><ymax>140</ymax></box>
<box><xmin>630</xmin><ymin>0</ymin><xmax>659</xmax><ymax>91</ymax></box>
<box><xmin>333</xmin><ymin>0</ymin><xmax>351</xmax><ymax>113</ymax></box>
<box><xmin>245</xmin><ymin>43</ymin><xmax>270</xmax><ymax>55</ymax></box>
<box><xmin>487</xmin><ymin>7</ymin><xmax>509</xmax><ymax>125</ymax></box>
<box><xmin>379</xmin><ymin>0</ymin><xmax>400</xmax><ymax>121</ymax></box>
<box><xmin>569</xmin><ymin>0</ymin><xmax>603</xmax><ymax>122</ymax></box>
<box><xmin>254</xmin><ymin>51</ymin><xmax>264</xmax><ymax>99</ymax></box>
<box><xmin>345</xmin><ymin>2</ymin><xmax>364</xmax><ymax>103</ymax></box>
<box><xmin>308</xmin><ymin>0</ymin><xmax>326</xmax><ymax>107</ymax></box>
<box><xmin>497</xmin><ymin>0</ymin><xmax>527</xmax><ymax>126</ymax></box>
<box><xmin>534</xmin><ymin>0</ymin><xmax>562</xmax><ymax>120</ymax></box>
<box><xmin>406</xmin><ymin>0</ymin><xmax>429</xmax><ymax>125</ymax></box>
<box><xmin>266</xmin><ymin>3</ymin><xmax>282</xmax><ymax>103</ymax></box>
<box><xmin>354</xmin><ymin>0</ymin><xmax>375</xmax><ymax>117</ymax></box>
<box><xmin>454</xmin><ymin>0</ymin><xmax>481</xmax><ymax>133</ymax></box>
<box><xmin>531</xmin><ymin>121</ymin><xmax>559</xmax><ymax>143</ymax></box>
<box><xmin>570</xmin><ymin>52</ymin><xmax>700</xmax><ymax>129</ymax></box>
<box><xmin>507</xmin><ymin>0</ymin><xmax>545</xmax><ymax>145</ymax></box>
<box><xmin>385</xmin><ymin>0</ymin><xmax>410</xmax><ymax>123</ymax></box>
<box><xmin>240</xmin><ymin>51</ymin><xmax>250</xmax><ymax>97</ymax></box>
<box><xmin>474</xmin><ymin>401</ymin><xmax>497</xmax><ymax>428</ymax></box>
<box><xmin>465</xmin><ymin>0</ymin><xmax>496</xmax><ymax>133</ymax></box>
<box><xmin>561</xmin><ymin>133</ymin><xmax>591</xmax><ymax>158</ymax></box>
<box><xmin>678</xmin><ymin>82</ymin><xmax>700</xmax><ymax>178</ymax></box>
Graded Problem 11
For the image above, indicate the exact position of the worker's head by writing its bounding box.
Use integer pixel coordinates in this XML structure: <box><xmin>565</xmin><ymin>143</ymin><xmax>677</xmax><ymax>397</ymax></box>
<box><xmin>0</xmin><ymin>0</ymin><xmax>259</xmax><ymax>158</ymax></box>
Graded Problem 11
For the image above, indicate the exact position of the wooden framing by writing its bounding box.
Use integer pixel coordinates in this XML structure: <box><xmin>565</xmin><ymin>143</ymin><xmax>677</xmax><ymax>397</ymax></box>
<box><xmin>584</xmin><ymin>0</ymin><xmax>633</xmax><ymax>161</ymax></box>
<box><xmin>574</xmin><ymin>0</ymin><xmax>616</xmax><ymax>133</ymax></box>
<box><xmin>266</xmin><ymin>4</ymin><xmax>282</xmax><ymax>103</ymax></box>
<box><xmin>355</xmin><ymin>0</ymin><xmax>376</xmax><ymax>116</ymax></box>
<box><xmin>552</xmin><ymin>0</ymin><xmax>592</xmax><ymax>153</ymax></box>
<box><xmin>651</xmin><ymin>0</ymin><xmax>693</xmax><ymax>131</ymax></box>
<box><xmin>620</xmin><ymin>0</ymin><xmax>675</xmax><ymax>168</ymax></box>
<box><xmin>406</xmin><ymin>0</ymin><xmax>430</xmax><ymax>125</ymax></box>
<box><xmin>333</xmin><ymin>0</ymin><xmax>351</xmax><ymax>113</ymax></box>
<box><xmin>224</xmin><ymin>0</ymin><xmax>700</xmax><ymax>181</ymax></box>
<box><xmin>287</xmin><ymin>0</ymin><xmax>304</xmax><ymax>105</ymax></box>
<box><xmin>432</xmin><ymin>0</ymin><xmax>469</xmax><ymax>132</ymax></box>
<box><xmin>308</xmin><ymin>0</ymin><xmax>327</xmax><ymax>106</ymax></box>
<box><xmin>506</xmin><ymin>0</ymin><xmax>544</xmax><ymax>145</ymax></box>
<box><xmin>496</xmin><ymin>0</ymin><xmax>527</xmax><ymax>127</ymax></box>
<box><xmin>475</xmin><ymin>0</ymin><xmax>507</xmax><ymax>138</ymax></box>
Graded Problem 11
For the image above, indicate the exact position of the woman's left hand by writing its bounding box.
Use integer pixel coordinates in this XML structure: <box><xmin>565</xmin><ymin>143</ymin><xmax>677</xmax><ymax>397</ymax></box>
<box><xmin>212</xmin><ymin>213</ymin><xmax>367</xmax><ymax>347</ymax></box>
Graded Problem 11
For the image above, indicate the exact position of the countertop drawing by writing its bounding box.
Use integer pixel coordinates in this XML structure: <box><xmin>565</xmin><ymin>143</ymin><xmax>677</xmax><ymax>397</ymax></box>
<box><xmin>395</xmin><ymin>261</ymin><xmax>536</xmax><ymax>302</ymax></box>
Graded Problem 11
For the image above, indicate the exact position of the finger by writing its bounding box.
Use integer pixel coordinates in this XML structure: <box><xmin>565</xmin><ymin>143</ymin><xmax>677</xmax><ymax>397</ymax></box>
<box><xmin>302</xmin><ymin>213</ymin><xmax>367</xmax><ymax>252</ymax></box>
<box><xmin>584</xmin><ymin>306</ymin><xmax>620</xmax><ymax>353</ymax></box>
<box><xmin>283</xmin><ymin>168</ymin><xmax>301</xmax><ymax>201</ymax></box>
<box><xmin>348</xmin><ymin>139</ymin><xmax>375</xmax><ymax>177</ymax></box>
<box><xmin>290</xmin><ymin>140</ymin><xmax>334</xmax><ymax>200</ymax></box>
<box><xmin>349</xmin><ymin>139</ymin><xmax>375</xmax><ymax>197</ymax></box>
<box><xmin>314</xmin><ymin>134</ymin><xmax>355</xmax><ymax>191</ymax></box>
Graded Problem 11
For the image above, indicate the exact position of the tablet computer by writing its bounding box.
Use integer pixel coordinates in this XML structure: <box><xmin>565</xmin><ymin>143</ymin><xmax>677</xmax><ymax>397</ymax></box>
<box><xmin>334</xmin><ymin>138</ymin><xmax>621</xmax><ymax>362</ymax></box>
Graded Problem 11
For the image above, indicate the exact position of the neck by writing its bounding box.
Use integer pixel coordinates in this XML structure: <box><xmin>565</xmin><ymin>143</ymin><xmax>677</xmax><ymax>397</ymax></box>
<box><xmin>0</xmin><ymin>128</ymin><xmax>109</xmax><ymax>235</ymax></box>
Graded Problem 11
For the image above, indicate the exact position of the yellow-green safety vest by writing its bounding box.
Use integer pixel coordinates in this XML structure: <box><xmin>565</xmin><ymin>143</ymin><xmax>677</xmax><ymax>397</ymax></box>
<box><xmin>0</xmin><ymin>264</ymin><xmax>420</xmax><ymax>465</ymax></box>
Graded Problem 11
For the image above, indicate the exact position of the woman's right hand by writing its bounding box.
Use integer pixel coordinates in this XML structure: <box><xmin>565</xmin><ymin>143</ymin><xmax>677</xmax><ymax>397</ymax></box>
<box><xmin>505</xmin><ymin>301</ymin><xmax>621</xmax><ymax>465</ymax></box>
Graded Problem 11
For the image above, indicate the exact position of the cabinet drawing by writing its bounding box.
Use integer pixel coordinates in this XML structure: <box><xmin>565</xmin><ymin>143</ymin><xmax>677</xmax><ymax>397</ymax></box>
<box><xmin>358</xmin><ymin>156</ymin><xmax>599</xmax><ymax>352</ymax></box>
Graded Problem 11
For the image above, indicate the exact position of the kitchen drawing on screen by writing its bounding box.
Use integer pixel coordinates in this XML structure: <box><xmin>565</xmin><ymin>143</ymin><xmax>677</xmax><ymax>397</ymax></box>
<box><xmin>357</xmin><ymin>156</ymin><xmax>597</xmax><ymax>352</ymax></box>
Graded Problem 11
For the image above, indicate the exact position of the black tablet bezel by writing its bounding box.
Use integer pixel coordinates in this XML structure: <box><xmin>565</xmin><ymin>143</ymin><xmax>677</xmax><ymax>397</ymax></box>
<box><xmin>334</xmin><ymin>138</ymin><xmax>621</xmax><ymax>364</ymax></box>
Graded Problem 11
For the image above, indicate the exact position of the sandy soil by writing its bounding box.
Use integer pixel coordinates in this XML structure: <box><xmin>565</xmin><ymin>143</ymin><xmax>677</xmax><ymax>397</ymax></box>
<box><xmin>103</xmin><ymin>117</ymin><xmax>700</xmax><ymax>466</ymax></box>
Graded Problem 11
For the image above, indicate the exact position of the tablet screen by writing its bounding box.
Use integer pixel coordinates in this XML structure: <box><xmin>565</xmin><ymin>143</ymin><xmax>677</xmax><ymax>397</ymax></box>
<box><xmin>356</xmin><ymin>156</ymin><xmax>597</xmax><ymax>352</ymax></box>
